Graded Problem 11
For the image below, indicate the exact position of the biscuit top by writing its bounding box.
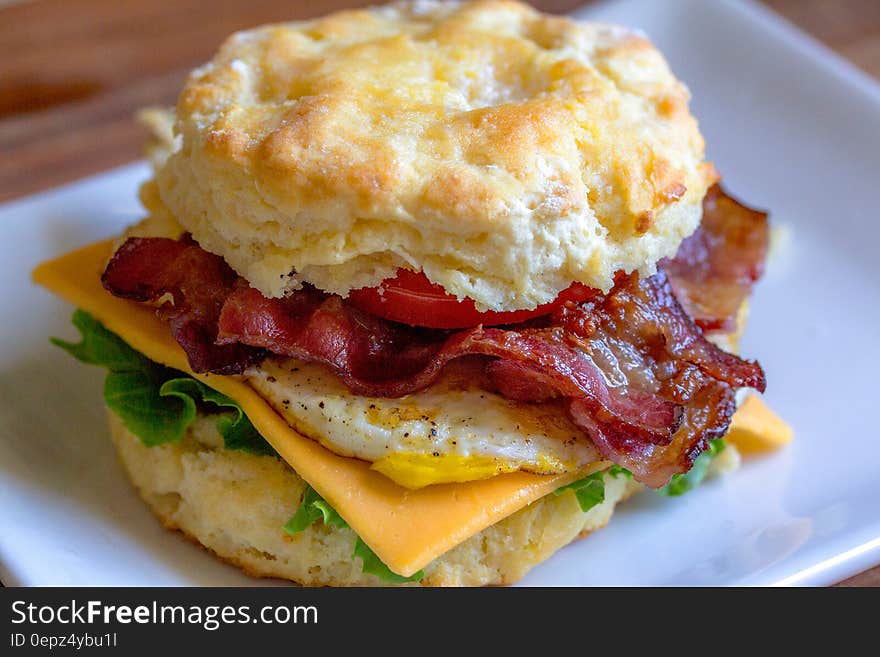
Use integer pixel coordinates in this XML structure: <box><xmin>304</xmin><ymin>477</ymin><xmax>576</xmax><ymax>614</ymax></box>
<box><xmin>155</xmin><ymin>0</ymin><xmax>715</xmax><ymax>311</ymax></box>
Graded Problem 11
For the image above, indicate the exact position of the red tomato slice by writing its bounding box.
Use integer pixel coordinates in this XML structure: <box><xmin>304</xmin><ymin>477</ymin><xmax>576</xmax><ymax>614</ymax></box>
<box><xmin>348</xmin><ymin>269</ymin><xmax>597</xmax><ymax>328</ymax></box>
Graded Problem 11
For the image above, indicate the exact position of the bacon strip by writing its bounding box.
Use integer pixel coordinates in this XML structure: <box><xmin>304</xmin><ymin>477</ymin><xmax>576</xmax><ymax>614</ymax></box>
<box><xmin>101</xmin><ymin>237</ymin><xmax>263</xmax><ymax>374</ymax></box>
<box><xmin>217</xmin><ymin>285</ymin><xmax>446</xmax><ymax>393</ymax></box>
<box><xmin>217</xmin><ymin>288</ymin><xmax>682</xmax><ymax>445</ymax></box>
<box><xmin>662</xmin><ymin>185</ymin><xmax>769</xmax><ymax>333</ymax></box>
<box><xmin>557</xmin><ymin>270</ymin><xmax>762</xmax><ymax>486</ymax></box>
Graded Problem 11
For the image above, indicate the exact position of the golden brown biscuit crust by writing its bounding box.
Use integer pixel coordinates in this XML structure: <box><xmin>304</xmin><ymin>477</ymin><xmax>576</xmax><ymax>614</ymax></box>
<box><xmin>155</xmin><ymin>0</ymin><xmax>713</xmax><ymax>311</ymax></box>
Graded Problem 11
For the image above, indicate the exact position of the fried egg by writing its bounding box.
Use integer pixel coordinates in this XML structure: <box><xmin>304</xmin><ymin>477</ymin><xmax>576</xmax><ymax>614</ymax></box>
<box><xmin>246</xmin><ymin>358</ymin><xmax>602</xmax><ymax>489</ymax></box>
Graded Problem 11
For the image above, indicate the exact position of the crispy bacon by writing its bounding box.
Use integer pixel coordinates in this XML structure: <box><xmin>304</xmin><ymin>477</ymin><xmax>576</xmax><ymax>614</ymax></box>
<box><xmin>219</xmin><ymin>291</ymin><xmax>683</xmax><ymax>445</ymax></box>
<box><xmin>101</xmin><ymin>183</ymin><xmax>769</xmax><ymax>488</ymax></box>
<box><xmin>663</xmin><ymin>185</ymin><xmax>769</xmax><ymax>333</ymax></box>
<box><xmin>101</xmin><ymin>237</ymin><xmax>263</xmax><ymax>374</ymax></box>
<box><xmin>556</xmin><ymin>271</ymin><xmax>762</xmax><ymax>486</ymax></box>
<box><xmin>217</xmin><ymin>285</ymin><xmax>447</xmax><ymax>395</ymax></box>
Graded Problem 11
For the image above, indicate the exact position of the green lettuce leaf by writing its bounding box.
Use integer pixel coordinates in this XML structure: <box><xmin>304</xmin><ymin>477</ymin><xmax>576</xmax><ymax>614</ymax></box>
<box><xmin>608</xmin><ymin>464</ymin><xmax>633</xmax><ymax>479</ymax></box>
<box><xmin>105</xmin><ymin>370</ymin><xmax>196</xmax><ymax>446</ymax></box>
<box><xmin>52</xmin><ymin>309</ymin><xmax>150</xmax><ymax>372</ymax></box>
<box><xmin>564</xmin><ymin>439</ymin><xmax>725</xmax><ymax>502</ymax></box>
<box><xmin>159</xmin><ymin>378</ymin><xmax>276</xmax><ymax>456</ymax></box>
<box><xmin>282</xmin><ymin>484</ymin><xmax>348</xmax><ymax>533</ymax></box>
<box><xmin>553</xmin><ymin>471</ymin><xmax>605</xmax><ymax>513</ymax></box>
<box><xmin>283</xmin><ymin>485</ymin><xmax>424</xmax><ymax>583</ymax></box>
<box><xmin>658</xmin><ymin>438</ymin><xmax>727</xmax><ymax>497</ymax></box>
<box><xmin>353</xmin><ymin>538</ymin><xmax>423</xmax><ymax>584</ymax></box>
<box><xmin>54</xmin><ymin>309</ymin><xmax>275</xmax><ymax>455</ymax></box>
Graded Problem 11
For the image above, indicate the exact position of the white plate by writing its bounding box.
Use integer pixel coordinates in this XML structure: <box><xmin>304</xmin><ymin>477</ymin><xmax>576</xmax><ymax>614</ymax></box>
<box><xmin>2</xmin><ymin>0</ymin><xmax>879</xmax><ymax>586</ymax></box>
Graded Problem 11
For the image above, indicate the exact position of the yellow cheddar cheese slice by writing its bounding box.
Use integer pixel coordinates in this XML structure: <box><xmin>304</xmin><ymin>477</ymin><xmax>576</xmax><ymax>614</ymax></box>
<box><xmin>33</xmin><ymin>240</ymin><xmax>605</xmax><ymax>577</ymax></box>
<box><xmin>725</xmin><ymin>393</ymin><xmax>793</xmax><ymax>453</ymax></box>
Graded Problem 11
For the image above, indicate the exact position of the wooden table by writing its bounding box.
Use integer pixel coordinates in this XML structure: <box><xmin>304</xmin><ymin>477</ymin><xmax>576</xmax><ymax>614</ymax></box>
<box><xmin>1</xmin><ymin>0</ymin><xmax>877</xmax><ymax>587</ymax></box>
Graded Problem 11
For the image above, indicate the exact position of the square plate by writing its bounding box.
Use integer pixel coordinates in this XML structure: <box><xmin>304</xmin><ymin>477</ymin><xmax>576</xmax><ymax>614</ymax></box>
<box><xmin>2</xmin><ymin>0</ymin><xmax>879</xmax><ymax>586</ymax></box>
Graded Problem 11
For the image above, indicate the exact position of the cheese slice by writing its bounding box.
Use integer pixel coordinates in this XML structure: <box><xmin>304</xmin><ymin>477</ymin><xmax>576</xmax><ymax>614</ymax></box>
<box><xmin>726</xmin><ymin>393</ymin><xmax>793</xmax><ymax>453</ymax></box>
<box><xmin>33</xmin><ymin>240</ymin><xmax>605</xmax><ymax>577</ymax></box>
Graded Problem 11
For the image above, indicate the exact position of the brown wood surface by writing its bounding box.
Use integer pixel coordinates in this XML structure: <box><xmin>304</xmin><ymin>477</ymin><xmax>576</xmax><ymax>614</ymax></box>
<box><xmin>1</xmin><ymin>0</ymin><xmax>877</xmax><ymax>586</ymax></box>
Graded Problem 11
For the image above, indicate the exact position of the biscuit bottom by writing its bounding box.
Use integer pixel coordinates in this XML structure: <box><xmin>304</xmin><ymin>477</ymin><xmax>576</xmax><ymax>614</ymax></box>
<box><xmin>108</xmin><ymin>409</ymin><xmax>641</xmax><ymax>586</ymax></box>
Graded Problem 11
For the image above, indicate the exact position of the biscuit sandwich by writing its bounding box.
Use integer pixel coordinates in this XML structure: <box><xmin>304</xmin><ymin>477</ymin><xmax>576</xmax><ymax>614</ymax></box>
<box><xmin>34</xmin><ymin>0</ymin><xmax>791</xmax><ymax>586</ymax></box>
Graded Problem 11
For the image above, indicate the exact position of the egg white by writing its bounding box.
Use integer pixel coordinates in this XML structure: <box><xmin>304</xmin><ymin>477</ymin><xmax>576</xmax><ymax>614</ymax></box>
<box><xmin>246</xmin><ymin>358</ymin><xmax>601</xmax><ymax>487</ymax></box>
